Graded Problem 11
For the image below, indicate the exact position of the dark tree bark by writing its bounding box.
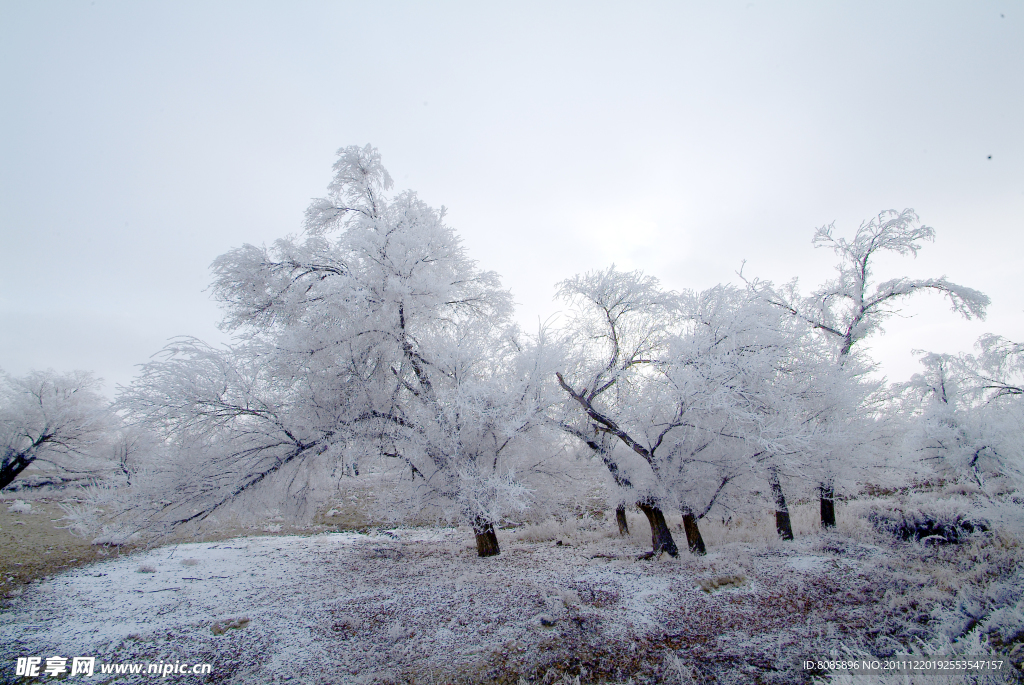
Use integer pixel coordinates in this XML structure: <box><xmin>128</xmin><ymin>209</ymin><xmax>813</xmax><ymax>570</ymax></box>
<box><xmin>681</xmin><ymin>511</ymin><xmax>707</xmax><ymax>555</ymax></box>
<box><xmin>775</xmin><ymin>510</ymin><xmax>793</xmax><ymax>541</ymax></box>
<box><xmin>1</xmin><ymin>448</ymin><xmax>36</xmax><ymax>491</ymax></box>
<box><xmin>820</xmin><ymin>482</ymin><xmax>836</xmax><ymax>529</ymax></box>
<box><xmin>636</xmin><ymin>502</ymin><xmax>679</xmax><ymax>557</ymax></box>
<box><xmin>768</xmin><ymin>469</ymin><xmax>794</xmax><ymax>540</ymax></box>
<box><xmin>473</xmin><ymin>518</ymin><xmax>500</xmax><ymax>557</ymax></box>
<box><xmin>615</xmin><ymin>505</ymin><xmax>629</xmax><ymax>536</ymax></box>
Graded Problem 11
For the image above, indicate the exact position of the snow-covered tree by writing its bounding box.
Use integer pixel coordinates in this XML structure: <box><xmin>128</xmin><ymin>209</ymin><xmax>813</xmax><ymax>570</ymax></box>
<box><xmin>669</xmin><ymin>286</ymin><xmax>867</xmax><ymax>541</ymax></box>
<box><xmin>554</xmin><ymin>268</ymin><xmax>856</xmax><ymax>550</ymax></box>
<box><xmin>964</xmin><ymin>334</ymin><xmax>1024</xmax><ymax>404</ymax></box>
<box><xmin>1</xmin><ymin>369</ymin><xmax>110</xmax><ymax>490</ymax></box>
<box><xmin>119</xmin><ymin>145</ymin><xmax>555</xmax><ymax>555</ymax></box>
<box><xmin>903</xmin><ymin>336</ymin><xmax>1024</xmax><ymax>492</ymax></box>
<box><xmin>745</xmin><ymin>208</ymin><xmax>989</xmax><ymax>526</ymax></box>
<box><xmin>554</xmin><ymin>267</ymin><xmax>689</xmax><ymax>555</ymax></box>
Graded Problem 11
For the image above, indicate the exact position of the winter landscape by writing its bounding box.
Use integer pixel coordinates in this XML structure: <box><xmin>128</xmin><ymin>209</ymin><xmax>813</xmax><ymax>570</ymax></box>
<box><xmin>3</xmin><ymin>145</ymin><xmax>1023</xmax><ymax>684</ymax></box>
<box><xmin>2</xmin><ymin>3</ymin><xmax>1023</xmax><ymax>685</ymax></box>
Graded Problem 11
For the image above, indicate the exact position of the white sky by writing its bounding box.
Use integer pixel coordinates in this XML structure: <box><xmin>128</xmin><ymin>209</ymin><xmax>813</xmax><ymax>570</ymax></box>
<box><xmin>1</xmin><ymin>1</ymin><xmax>1022</xmax><ymax>396</ymax></box>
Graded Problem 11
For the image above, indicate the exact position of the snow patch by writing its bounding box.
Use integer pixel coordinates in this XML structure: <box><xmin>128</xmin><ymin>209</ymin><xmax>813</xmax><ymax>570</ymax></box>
<box><xmin>787</xmin><ymin>555</ymin><xmax>831</xmax><ymax>572</ymax></box>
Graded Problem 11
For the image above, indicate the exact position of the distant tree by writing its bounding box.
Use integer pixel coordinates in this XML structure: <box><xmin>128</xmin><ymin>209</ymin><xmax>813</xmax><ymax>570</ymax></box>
<box><xmin>903</xmin><ymin>335</ymin><xmax>1024</xmax><ymax>491</ymax></box>
<box><xmin>964</xmin><ymin>334</ymin><xmax>1024</xmax><ymax>404</ymax></box>
<box><xmin>745</xmin><ymin>209</ymin><xmax>989</xmax><ymax>526</ymax></box>
<box><xmin>108</xmin><ymin>425</ymin><xmax>165</xmax><ymax>487</ymax></box>
<box><xmin>119</xmin><ymin>145</ymin><xmax>555</xmax><ymax>556</ymax></box>
<box><xmin>1</xmin><ymin>369</ymin><xmax>109</xmax><ymax>490</ymax></box>
<box><xmin>962</xmin><ymin>334</ymin><xmax>1024</xmax><ymax>490</ymax></box>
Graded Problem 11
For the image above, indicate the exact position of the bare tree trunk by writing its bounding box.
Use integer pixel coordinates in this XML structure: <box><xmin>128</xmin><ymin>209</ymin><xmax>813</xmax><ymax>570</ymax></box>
<box><xmin>768</xmin><ymin>469</ymin><xmax>794</xmax><ymax>541</ymax></box>
<box><xmin>820</xmin><ymin>482</ymin><xmax>836</xmax><ymax>529</ymax></box>
<box><xmin>615</xmin><ymin>505</ymin><xmax>629</xmax><ymax>536</ymax></box>
<box><xmin>681</xmin><ymin>510</ymin><xmax>707</xmax><ymax>555</ymax></box>
<box><xmin>473</xmin><ymin>518</ymin><xmax>500</xmax><ymax>557</ymax></box>
<box><xmin>636</xmin><ymin>502</ymin><xmax>679</xmax><ymax>557</ymax></box>
<box><xmin>116</xmin><ymin>441</ymin><xmax>132</xmax><ymax>486</ymax></box>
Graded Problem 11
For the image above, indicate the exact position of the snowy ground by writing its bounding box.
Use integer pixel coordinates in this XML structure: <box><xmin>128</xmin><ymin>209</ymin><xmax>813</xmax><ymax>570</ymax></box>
<box><xmin>0</xmin><ymin>521</ymin><xmax>933</xmax><ymax>685</ymax></box>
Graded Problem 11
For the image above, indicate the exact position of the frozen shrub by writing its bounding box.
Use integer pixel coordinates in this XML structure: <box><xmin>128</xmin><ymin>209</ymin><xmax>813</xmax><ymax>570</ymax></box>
<box><xmin>933</xmin><ymin>567</ymin><xmax>1024</xmax><ymax>645</ymax></box>
<box><xmin>981</xmin><ymin>596</ymin><xmax>1024</xmax><ymax>645</ymax></box>
<box><xmin>866</xmin><ymin>498</ymin><xmax>989</xmax><ymax>544</ymax></box>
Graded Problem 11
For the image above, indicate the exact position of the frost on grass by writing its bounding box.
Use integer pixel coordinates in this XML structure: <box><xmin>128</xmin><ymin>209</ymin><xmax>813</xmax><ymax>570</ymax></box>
<box><xmin>9</xmin><ymin>513</ymin><xmax>1021</xmax><ymax>684</ymax></box>
<box><xmin>824</xmin><ymin>632</ymin><xmax>1015</xmax><ymax>685</ymax></box>
<box><xmin>10</xmin><ymin>474</ymin><xmax>1024</xmax><ymax>683</ymax></box>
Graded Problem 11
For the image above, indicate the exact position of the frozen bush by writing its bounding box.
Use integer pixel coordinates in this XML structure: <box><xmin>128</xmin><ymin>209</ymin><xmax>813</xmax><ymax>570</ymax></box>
<box><xmin>865</xmin><ymin>497</ymin><xmax>989</xmax><ymax>543</ymax></box>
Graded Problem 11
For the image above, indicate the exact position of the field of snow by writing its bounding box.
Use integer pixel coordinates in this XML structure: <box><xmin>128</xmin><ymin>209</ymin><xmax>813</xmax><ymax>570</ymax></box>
<box><xmin>5</xmin><ymin>491</ymin><xmax>1024</xmax><ymax>685</ymax></box>
<box><xmin>8</xmin><ymin>514</ymin><xmax>1008</xmax><ymax>685</ymax></box>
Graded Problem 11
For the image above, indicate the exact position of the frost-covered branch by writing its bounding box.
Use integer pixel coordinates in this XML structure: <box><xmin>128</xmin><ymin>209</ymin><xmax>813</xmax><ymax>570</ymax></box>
<box><xmin>747</xmin><ymin>209</ymin><xmax>988</xmax><ymax>360</ymax></box>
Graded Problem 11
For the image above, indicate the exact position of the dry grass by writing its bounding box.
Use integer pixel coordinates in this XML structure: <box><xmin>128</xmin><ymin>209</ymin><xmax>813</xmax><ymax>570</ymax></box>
<box><xmin>698</xmin><ymin>574</ymin><xmax>747</xmax><ymax>593</ymax></box>
<box><xmin>510</xmin><ymin>501</ymin><xmax>850</xmax><ymax>551</ymax></box>
<box><xmin>0</xmin><ymin>486</ymin><xmax>383</xmax><ymax>603</ymax></box>
<box><xmin>0</xmin><ymin>496</ymin><xmax>141</xmax><ymax>600</ymax></box>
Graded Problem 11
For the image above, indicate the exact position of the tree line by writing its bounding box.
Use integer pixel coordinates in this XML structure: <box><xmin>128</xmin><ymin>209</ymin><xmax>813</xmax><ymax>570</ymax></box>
<box><xmin>3</xmin><ymin>145</ymin><xmax>1020</xmax><ymax>558</ymax></box>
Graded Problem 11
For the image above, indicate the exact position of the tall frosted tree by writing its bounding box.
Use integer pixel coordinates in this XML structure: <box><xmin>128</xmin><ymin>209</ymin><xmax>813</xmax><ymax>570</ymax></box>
<box><xmin>554</xmin><ymin>267</ymin><xmax>689</xmax><ymax>555</ymax></box>
<box><xmin>120</xmin><ymin>145</ymin><xmax>554</xmax><ymax>555</ymax></box>
<box><xmin>746</xmin><ymin>209</ymin><xmax>989</xmax><ymax>527</ymax></box>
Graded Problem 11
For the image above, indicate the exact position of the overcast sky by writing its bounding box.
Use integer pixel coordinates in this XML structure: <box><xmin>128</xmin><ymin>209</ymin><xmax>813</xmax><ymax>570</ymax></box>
<box><xmin>1</xmin><ymin>1</ymin><xmax>1021</xmax><ymax>396</ymax></box>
